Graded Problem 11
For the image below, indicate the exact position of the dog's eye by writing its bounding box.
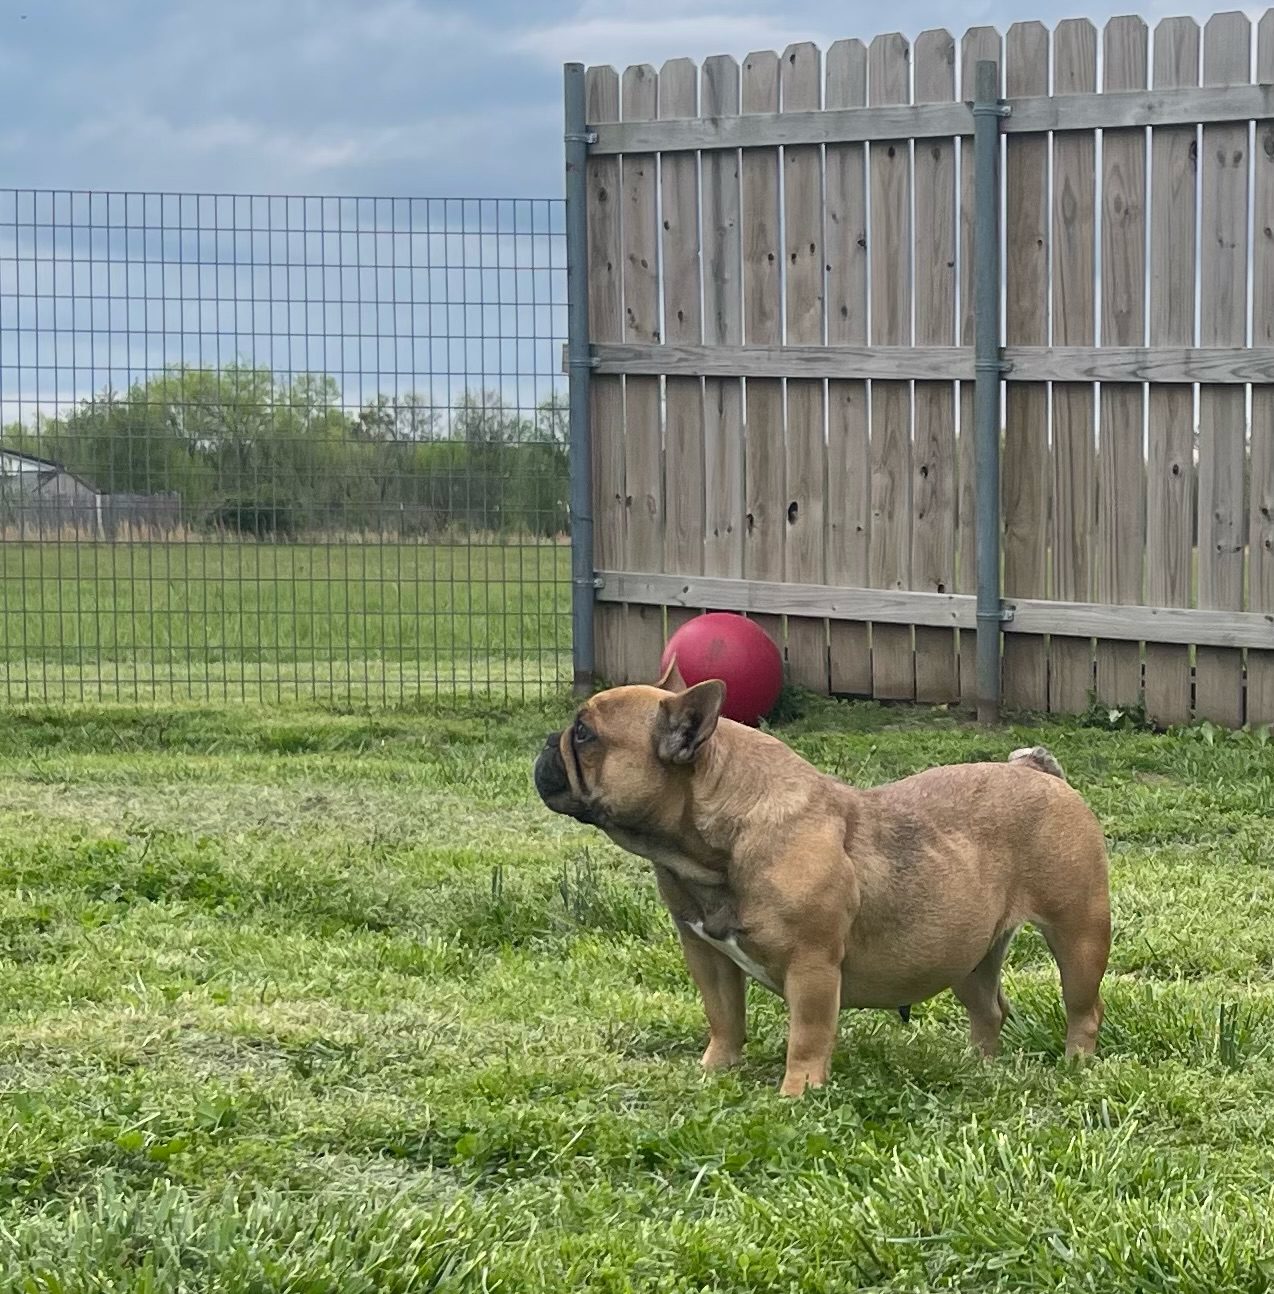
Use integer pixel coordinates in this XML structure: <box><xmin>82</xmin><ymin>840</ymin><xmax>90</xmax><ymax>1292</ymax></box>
<box><xmin>573</xmin><ymin>718</ymin><xmax>594</xmax><ymax>745</ymax></box>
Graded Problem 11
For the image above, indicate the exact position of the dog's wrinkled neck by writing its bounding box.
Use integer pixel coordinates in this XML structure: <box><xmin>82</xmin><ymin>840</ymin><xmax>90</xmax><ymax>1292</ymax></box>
<box><xmin>604</xmin><ymin>808</ymin><xmax>728</xmax><ymax>889</ymax></box>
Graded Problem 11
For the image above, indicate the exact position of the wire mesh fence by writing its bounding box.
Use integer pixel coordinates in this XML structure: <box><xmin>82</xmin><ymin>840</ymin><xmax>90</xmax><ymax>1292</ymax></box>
<box><xmin>0</xmin><ymin>190</ymin><xmax>570</xmax><ymax>704</ymax></box>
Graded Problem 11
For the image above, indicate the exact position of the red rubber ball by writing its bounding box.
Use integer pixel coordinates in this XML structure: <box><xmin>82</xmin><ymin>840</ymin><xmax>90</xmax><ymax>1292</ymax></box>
<box><xmin>659</xmin><ymin>612</ymin><xmax>784</xmax><ymax>726</ymax></box>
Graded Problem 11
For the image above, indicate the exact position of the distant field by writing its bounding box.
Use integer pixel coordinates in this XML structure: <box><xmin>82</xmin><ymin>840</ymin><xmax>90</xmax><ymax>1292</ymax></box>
<box><xmin>0</xmin><ymin>540</ymin><xmax>571</xmax><ymax>703</ymax></box>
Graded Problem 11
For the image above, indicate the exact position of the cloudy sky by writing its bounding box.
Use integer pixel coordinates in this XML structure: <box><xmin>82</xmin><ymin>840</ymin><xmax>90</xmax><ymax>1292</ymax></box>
<box><xmin>0</xmin><ymin>0</ymin><xmax>1225</xmax><ymax>202</ymax></box>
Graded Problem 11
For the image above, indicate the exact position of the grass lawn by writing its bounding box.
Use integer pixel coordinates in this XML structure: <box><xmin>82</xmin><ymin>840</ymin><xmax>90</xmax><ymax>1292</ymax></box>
<box><xmin>1</xmin><ymin>692</ymin><xmax>1273</xmax><ymax>1290</ymax></box>
<box><xmin>0</xmin><ymin>541</ymin><xmax>571</xmax><ymax>704</ymax></box>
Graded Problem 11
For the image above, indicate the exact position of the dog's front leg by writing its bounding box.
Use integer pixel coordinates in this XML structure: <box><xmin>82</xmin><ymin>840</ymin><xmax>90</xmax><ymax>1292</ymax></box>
<box><xmin>779</xmin><ymin>954</ymin><xmax>842</xmax><ymax>1097</ymax></box>
<box><xmin>674</xmin><ymin>927</ymin><xmax>748</xmax><ymax>1070</ymax></box>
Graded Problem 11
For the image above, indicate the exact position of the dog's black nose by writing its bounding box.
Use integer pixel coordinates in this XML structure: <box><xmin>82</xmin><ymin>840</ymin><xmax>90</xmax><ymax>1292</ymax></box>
<box><xmin>534</xmin><ymin>736</ymin><xmax>569</xmax><ymax>800</ymax></box>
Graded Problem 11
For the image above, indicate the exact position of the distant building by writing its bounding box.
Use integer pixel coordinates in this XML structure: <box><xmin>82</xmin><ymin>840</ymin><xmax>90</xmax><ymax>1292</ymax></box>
<box><xmin>0</xmin><ymin>446</ymin><xmax>181</xmax><ymax>539</ymax></box>
<box><xmin>0</xmin><ymin>446</ymin><xmax>102</xmax><ymax>537</ymax></box>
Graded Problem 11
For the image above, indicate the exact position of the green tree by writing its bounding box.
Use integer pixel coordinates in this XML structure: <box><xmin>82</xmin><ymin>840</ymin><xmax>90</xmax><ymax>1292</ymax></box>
<box><xmin>2</xmin><ymin>367</ymin><xmax>568</xmax><ymax>538</ymax></box>
<box><xmin>531</xmin><ymin>390</ymin><xmax>569</xmax><ymax>446</ymax></box>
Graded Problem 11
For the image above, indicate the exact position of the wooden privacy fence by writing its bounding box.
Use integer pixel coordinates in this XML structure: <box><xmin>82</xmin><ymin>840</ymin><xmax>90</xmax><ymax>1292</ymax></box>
<box><xmin>568</xmin><ymin>10</ymin><xmax>1274</xmax><ymax>727</ymax></box>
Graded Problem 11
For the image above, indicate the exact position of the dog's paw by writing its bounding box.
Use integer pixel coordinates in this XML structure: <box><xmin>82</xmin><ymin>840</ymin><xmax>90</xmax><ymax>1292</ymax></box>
<box><xmin>700</xmin><ymin>1041</ymin><xmax>744</xmax><ymax>1071</ymax></box>
<box><xmin>778</xmin><ymin>1066</ymin><xmax>828</xmax><ymax>1098</ymax></box>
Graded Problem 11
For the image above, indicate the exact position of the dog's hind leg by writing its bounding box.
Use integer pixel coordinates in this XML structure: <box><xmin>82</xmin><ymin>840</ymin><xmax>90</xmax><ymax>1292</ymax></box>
<box><xmin>1037</xmin><ymin>905</ymin><xmax>1110</xmax><ymax>1059</ymax></box>
<box><xmin>951</xmin><ymin>928</ymin><xmax>1017</xmax><ymax>1057</ymax></box>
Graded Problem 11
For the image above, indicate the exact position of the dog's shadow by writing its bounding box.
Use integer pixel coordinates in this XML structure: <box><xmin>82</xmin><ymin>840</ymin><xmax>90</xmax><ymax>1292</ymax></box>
<box><xmin>613</xmin><ymin>998</ymin><xmax>1084</xmax><ymax>1097</ymax></box>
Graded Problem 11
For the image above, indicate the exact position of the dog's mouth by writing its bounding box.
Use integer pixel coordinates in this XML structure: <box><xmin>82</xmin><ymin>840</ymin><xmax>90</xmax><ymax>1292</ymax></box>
<box><xmin>533</xmin><ymin>731</ymin><xmax>603</xmax><ymax>825</ymax></box>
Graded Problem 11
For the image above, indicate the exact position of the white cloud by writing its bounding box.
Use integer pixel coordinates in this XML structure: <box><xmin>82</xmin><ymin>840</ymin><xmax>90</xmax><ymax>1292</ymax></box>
<box><xmin>293</xmin><ymin>0</ymin><xmax>482</xmax><ymax>65</ymax></box>
<box><xmin>508</xmin><ymin>12</ymin><xmax>822</xmax><ymax>70</ymax></box>
<box><xmin>65</xmin><ymin>100</ymin><xmax>559</xmax><ymax>192</ymax></box>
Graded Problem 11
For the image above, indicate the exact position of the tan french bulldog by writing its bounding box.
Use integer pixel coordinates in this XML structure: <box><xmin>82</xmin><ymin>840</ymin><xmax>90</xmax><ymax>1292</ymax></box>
<box><xmin>533</xmin><ymin>670</ymin><xmax>1112</xmax><ymax>1097</ymax></box>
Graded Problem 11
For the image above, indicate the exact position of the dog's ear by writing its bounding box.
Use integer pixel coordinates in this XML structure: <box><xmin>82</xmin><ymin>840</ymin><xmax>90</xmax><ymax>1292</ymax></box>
<box><xmin>655</xmin><ymin>679</ymin><xmax>726</xmax><ymax>764</ymax></box>
<box><xmin>653</xmin><ymin>655</ymin><xmax>680</xmax><ymax>691</ymax></box>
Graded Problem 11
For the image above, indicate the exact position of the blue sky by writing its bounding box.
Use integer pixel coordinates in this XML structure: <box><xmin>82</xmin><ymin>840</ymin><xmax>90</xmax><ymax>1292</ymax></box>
<box><xmin>0</xmin><ymin>0</ymin><xmax>1218</xmax><ymax>200</ymax></box>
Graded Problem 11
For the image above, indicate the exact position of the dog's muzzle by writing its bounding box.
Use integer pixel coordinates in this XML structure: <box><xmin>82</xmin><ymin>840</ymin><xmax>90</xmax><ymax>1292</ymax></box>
<box><xmin>534</xmin><ymin>731</ymin><xmax>570</xmax><ymax>804</ymax></box>
<box><xmin>533</xmin><ymin>731</ymin><xmax>600</xmax><ymax>824</ymax></box>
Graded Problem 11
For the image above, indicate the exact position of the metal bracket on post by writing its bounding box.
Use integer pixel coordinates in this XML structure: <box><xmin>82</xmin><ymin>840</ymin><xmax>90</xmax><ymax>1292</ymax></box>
<box><xmin>564</xmin><ymin>63</ymin><xmax>597</xmax><ymax>698</ymax></box>
<box><xmin>977</xmin><ymin>601</ymin><xmax>1016</xmax><ymax>625</ymax></box>
<box><xmin>972</xmin><ymin>58</ymin><xmax>1007</xmax><ymax>726</ymax></box>
<box><xmin>973</xmin><ymin>357</ymin><xmax>1014</xmax><ymax>376</ymax></box>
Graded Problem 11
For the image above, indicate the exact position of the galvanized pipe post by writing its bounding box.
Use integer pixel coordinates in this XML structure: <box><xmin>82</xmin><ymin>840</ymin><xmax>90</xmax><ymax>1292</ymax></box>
<box><xmin>972</xmin><ymin>59</ymin><xmax>1007</xmax><ymax>725</ymax></box>
<box><xmin>563</xmin><ymin>62</ymin><xmax>596</xmax><ymax>696</ymax></box>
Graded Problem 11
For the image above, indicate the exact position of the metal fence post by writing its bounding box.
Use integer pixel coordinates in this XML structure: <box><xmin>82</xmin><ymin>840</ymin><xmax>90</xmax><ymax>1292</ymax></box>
<box><xmin>972</xmin><ymin>59</ymin><xmax>1007</xmax><ymax>725</ymax></box>
<box><xmin>564</xmin><ymin>62</ymin><xmax>596</xmax><ymax>697</ymax></box>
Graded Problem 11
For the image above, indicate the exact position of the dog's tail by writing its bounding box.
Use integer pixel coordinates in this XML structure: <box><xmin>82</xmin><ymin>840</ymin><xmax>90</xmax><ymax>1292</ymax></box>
<box><xmin>1008</xmin><ymin>745</ymin><xmax>1066</xmax><ymax>780</ymax></box>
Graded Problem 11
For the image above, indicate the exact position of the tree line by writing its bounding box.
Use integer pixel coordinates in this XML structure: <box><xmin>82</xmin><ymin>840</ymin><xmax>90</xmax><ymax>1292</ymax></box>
<box><xmin>3</xmin><ymin>364</ymin><xmax>569</xmax><ymax>538</ymax></box>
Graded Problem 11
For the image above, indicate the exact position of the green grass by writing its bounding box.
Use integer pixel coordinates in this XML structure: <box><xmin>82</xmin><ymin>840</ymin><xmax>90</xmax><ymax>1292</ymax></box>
<box><xmin>0</xmin><ymin>541</ymin><xmax>571</xmax><ymax>704</ymax></box>
<box><xmin>0</xmin><ymin>692</ymin><xmax>1273</xmax><ymax>1290</ymax></box>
